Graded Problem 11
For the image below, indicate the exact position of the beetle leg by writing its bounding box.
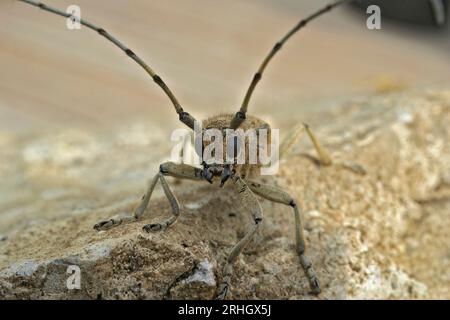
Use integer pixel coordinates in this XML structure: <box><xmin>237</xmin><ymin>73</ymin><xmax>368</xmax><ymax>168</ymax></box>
<box><xmin>216</xmin><ymin>176</ymin><xmax>263</xmax><ymax>300</ymax></box>
<box><xmin>247</xmin><ymin>179</ymin><xmax>321</xmax><ymax>295</ymax></box>
<box><xmin>94</xmin><ymin>162</ymin><xmax>203</xmax><ymax>231</ymax></box>
<box><xmin>280</xmin><ymin>123</ymin><xmax>365</xmax><ymax>174</ymax></box>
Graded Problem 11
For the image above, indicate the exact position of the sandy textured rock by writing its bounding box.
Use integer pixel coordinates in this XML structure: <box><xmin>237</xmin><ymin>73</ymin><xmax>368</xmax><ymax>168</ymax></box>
<box><xmin>0</xmin><ymin>89</ymin><xmax>449</xmax><ymax>299</ymax></box>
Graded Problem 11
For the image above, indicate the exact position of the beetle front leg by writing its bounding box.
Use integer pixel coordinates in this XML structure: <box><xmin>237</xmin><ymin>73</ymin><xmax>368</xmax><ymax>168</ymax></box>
<box><xmin>247</xmin><ymin>179</ymin><xmax>321</xmax><ymax>295</ymax></box>
<box><xmin>141</xmin><ymin>172</ymin><xmax>180</xmax><ymax>232</ymax></box>
<box><xmin>94</xmin><ymin>162</ymin><xmax>203</xmax><ymax>231</ymax></box>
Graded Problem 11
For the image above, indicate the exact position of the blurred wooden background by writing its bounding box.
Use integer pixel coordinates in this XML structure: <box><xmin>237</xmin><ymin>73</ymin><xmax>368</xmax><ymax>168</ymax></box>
<box><xmin>0</xmin><ymin>0</ymin><xmax>449</xmax><ymax>133</ymax></box>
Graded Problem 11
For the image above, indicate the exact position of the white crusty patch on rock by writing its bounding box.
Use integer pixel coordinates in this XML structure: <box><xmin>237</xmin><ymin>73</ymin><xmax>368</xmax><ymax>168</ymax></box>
<box><xmin>353</xmin><ymin>264</ymin><xmax>427</xmax><ymax>299</ymax></box>
<box><xmin>183</xmin><ymin>259</ymin><xmax>216</xmax><ymax>286</ymax></box>
<box><xmin>83</xmin><ymin>243</ymin><xmax>112</xmax><ymax>261</ymax></box>
<box><xmin>0</xmin><ymin>260</ymin><xmax>41</xmax><ymax>277</ymax></box>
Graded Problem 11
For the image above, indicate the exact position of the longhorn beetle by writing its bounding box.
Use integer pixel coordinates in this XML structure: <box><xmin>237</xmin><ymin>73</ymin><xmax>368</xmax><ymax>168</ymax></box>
<box><xmin>16</xmin><ymin>0</ymin><xmax>364</xmax><ymax>299</ymax></box>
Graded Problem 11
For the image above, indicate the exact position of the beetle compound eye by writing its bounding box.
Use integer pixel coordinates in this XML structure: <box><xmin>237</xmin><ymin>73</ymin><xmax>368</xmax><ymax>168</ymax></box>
<box><xmin>210</xmin><ymin>136</ymin><xmax>216</xmax><ymax>158</ymax></box>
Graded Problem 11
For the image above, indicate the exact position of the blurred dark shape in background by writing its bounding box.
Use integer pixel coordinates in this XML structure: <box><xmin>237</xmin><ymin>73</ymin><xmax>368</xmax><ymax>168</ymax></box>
<box><xmin>354</xmin><ymin>0</ymin><xmax>449</xmax><ymax>27</ymax></box>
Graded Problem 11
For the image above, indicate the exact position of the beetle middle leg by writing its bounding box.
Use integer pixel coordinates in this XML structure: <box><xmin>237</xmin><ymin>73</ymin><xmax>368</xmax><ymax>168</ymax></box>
<box><xmin>216</xmin><ymin>176</ymin><xmax>263</xmax><ymax>300</ymax></box>
<box><xmin>94</xmin><ymin>162</ymin><xmax>203</xmax><ymax>231</ymax></box>
<box><xmin>247</xmin><ymin>179</ymin><xmax>321</xmax><ymax>295</ymax></box>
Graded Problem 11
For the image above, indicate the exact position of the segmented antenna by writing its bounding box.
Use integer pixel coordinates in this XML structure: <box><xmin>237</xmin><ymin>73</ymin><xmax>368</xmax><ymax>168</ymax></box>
<box><xmin>17</xmin><ymin>0</ymin><xmax>197</xmax><ymax>130</ymax></box>
<box><xmin>230</xmin><ymin>0</ymin><xmax>353</xmax><ymax>129</ymax></box>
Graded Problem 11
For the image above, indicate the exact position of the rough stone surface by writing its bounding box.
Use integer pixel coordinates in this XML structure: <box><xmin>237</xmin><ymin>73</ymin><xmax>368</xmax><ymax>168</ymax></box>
<box><xmin>0</xmin><ymin>89</ymin><xmax>449</xmax><ymax>299</ymax></box>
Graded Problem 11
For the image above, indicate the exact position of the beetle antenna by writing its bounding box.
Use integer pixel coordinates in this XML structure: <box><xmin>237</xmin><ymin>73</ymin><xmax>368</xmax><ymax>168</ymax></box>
<box><xmin>230</xmin><ymin>0</ymin><xmax>354</xmax><ymax>129</ymax></box>
<box><xmin>17</xmin><ymin>0</ymin><xmax>197</xmax><ymax>130</ymax></box>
